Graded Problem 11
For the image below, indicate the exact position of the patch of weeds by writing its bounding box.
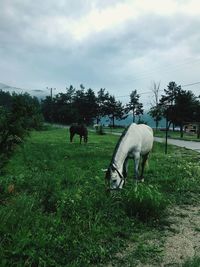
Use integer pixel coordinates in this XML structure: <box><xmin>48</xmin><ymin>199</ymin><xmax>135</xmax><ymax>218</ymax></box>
<box><xmin>37</xmin><ymin>174</ymin><xmax>62</xmax><ymax>213</ymax></box>
<box><xmin>183</xmin><ymin>257</ymin><xmax>200</xmax><ymax>267</ymax></box>
<box><xmin>133</xmin><ymin>243</ymin><xmax>163</xmax><ymax>264</ymax></box>
<box><xmin>121</xmin><ymin>184</ymin><xmax>169</xmax><ymax>221</ymax></box>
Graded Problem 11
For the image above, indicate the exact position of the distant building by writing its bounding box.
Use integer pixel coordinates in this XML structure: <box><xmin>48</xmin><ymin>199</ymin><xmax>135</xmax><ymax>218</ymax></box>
<box><xmin>184</xmin><ymin>123</ymin><xmax>199</xmax><ymax>133</ymax></box>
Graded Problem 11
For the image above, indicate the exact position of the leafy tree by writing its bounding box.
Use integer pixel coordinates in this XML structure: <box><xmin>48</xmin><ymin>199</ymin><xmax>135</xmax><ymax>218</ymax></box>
<box><xmin>0</xmin><ymin>90</ymin><xmax>13</xmax><ymax>110</ymax></box>
<box><xmin>42</xmin><ymin>85</ymin><xmax>77</xmax><ymax>124</ymax></box>
<box><xmin>41</xmin><ymin>96</ymin><xmax>52</xmax><ymax>122</ymax></box>
<box><xmin>194</xmin><ymin>103</ymin><xmax>200</xmax><ymax>138</ymax></box>
<box><xmin>149</xmin><ymin>106</ymin><xmax>162</xmax><ymax>129</ymax></box>
<box><xmin>159</xmin><ymin>81</ymin><xmax>181</xmax><ymax>130</ymax></box>
<box><xmin>105</xmin><ymin>95</ymin><xmax>127</xmax><ymax>127</ymax></box>
<box><xmin>53</xmin><ymin>91</ymin><xmax>76</xmax><ymax>124</ymax></box>
<box><xmin>125</xmin><ymin>90</ymin><xmax>143</xmax><ymax>123</ymax></box>
<box><xmin>84</xmin><ymin>88</ymin><xmax>98</xmax><ymax>124</ymax></box>
<box><xmin>11</xmin><ymin>93</ymin><xmax>43</xmax><ymax>130</ymax></box>
<box><xmin>174</xmin><ymin>90</ymin><xmax>199</xmax><ymax>137</ymax></box>
<box><xmin>0</xmin><ymin>92</ymin><xmax>43</xmax><ymax>167</ymax></box>
<box><xmin>72</xmin><ymin>85</ymin><xmax>98</xmax><ymax>125</ymax></box>
<box><xmin>148</xmin><ymin>82</ymin><xmax>162</xmax><ymax>130</ymax></box>
<box><xmin>160</xmin><ymin>81</ymin><xmax>200</xmax><ymax>138</ymax></box>
<box><xmin>96</xmin><ymin>88</ymin><xmax>110</xmax><ymax>124</ymax></box>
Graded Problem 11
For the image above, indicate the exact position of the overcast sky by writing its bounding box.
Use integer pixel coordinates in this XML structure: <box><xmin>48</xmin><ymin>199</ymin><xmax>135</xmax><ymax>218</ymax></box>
<box><xmin>0</xmin><ymin>0</ymin><xmax>200</xmax><ymax>108</ymax></box>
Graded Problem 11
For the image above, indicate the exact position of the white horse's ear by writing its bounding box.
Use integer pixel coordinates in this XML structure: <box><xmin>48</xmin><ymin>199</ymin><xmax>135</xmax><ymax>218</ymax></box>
<box><xmin>101</xmin><ymin>168</ymin><xmax>108</xmax><ymax>172</ymax></box>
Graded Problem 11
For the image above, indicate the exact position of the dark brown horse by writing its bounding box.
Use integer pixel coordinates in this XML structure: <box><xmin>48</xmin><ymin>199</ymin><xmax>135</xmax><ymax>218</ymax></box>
<box><xmin>69</xmin><ymin>124</ymin><xmax>88</xmax><ymax>144</ymax></box>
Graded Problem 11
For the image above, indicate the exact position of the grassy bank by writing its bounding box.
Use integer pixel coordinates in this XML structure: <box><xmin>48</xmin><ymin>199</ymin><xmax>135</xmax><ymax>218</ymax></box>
<box><xmin>93</xmin><ymin>125</ymin><xmax>200</xmax><ymax>142</ymax></box>
<box><xmin>0</xmin><ymin>127</ymin><xmax>200</xmax><ymax>266</ymax></box>
<box><xmin>154</xmin><ymin>129</ymin><xmax>200</xmax><ymax>142</ymax></box>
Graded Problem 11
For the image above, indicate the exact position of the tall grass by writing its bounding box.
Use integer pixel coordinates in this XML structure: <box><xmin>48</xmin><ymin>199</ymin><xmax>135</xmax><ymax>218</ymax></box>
<box><xmin>0</xmin><ymin>127</ymin><xmax>199</xmax><ymax>266</ymax></box>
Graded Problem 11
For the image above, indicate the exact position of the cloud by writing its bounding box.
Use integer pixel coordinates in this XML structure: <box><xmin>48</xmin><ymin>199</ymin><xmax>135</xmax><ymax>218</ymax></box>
<box><xmin>0</xmin><ymin>0</ymin><xmax>200</xmax><ymax>103</ymax></box>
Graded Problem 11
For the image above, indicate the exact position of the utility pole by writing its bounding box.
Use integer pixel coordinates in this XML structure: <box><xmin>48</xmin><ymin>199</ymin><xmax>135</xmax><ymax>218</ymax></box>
<box><xmin>165</xmin><ymin>109</ymin><xmax>168</xmax><ymax>154</ymax></box>
<box><xmin>46</xmin><ymin>87</ymin><xmax>56</xmax><ymax>124</ymax></box>
<box><xmin>165</xmin><ymin>105</ymin><xmax>172</xmax><ymax>154</ymax></box>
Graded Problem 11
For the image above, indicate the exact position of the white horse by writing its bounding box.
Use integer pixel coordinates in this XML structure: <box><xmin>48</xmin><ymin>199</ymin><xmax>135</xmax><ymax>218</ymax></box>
<box><xmin>105</xmin><ymin>123</ymin><xmax>154</xmax><ymax>190</ymax></box>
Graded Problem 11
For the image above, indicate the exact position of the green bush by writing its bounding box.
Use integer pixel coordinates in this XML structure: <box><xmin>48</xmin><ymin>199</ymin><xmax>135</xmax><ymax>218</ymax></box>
<box><xmin>183</xmin><ymin>257</ymin><xmax>200</xmax><ymax>267</ymax></box>
<box><xmin>95</xmin><ymin>124</ymin><xmax>105</xmax><ymax>135</ymax></box>
<box><xmin>0</xmin><ymin>93</ymin><xmax>44</xmax><ymax>168</ymax></box>
<box><xmin>121</xmin><ymin>184</ymin><xmax>168</xmax><ymax>221</ymax></box>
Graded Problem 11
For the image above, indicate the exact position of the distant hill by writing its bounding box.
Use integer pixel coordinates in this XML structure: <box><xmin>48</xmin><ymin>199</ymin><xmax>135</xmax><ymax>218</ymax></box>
<box><xmin>0</xmin><ymin>82</ymin><xmax>47</xmax><ymax>99</ymax></box>
<box><xmin>0</xmin><ymin>82</ymin><xmax>22</xmax><ymax>92</ymax></box>
<box><xmin>101</xmin><ymin>113</ymin><xmax>166</xmax><ymax>128</ymax></box>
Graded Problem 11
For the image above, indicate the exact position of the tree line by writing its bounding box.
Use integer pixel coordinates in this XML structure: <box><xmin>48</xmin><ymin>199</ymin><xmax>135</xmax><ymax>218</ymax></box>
<box><xmin>42</xmin><ymin>82</ymin><xmax>200</xmax><ymax>138</ymax></box>
<box><xmin>41</xmin><ymin>84</ymin><xmax>144</xmax><ymax>127</ymax></box>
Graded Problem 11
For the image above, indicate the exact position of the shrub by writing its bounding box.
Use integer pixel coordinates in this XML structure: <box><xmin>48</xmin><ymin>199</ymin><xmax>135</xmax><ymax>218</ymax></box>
<box><xmin>95</xmin><ymin>124</ymin><xmax>105</xmax><ymax>135</ymax></box>
<box><xmin>0</xmin><ymin>93</ymin><xmax>44</xmax><ymax>168</ymax></box>
<box><xmin>121</xmin><ymin>184</ymin><xmax>168</xmax><ymax>221</ymax></box>
<box><xmin>183</xmin><ymin>257</ymin><xmax>200</xmax><ymax>267</ymax></box>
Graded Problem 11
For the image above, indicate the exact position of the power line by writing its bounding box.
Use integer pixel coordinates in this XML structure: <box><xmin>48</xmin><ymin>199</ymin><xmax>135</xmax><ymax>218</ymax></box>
<box><xmin>126</xmin><ymin>58</ymin><xmax>200</xmax><ymax>83</ymax></box>
<box><xmin>182</xmin><ymin>81</ymin><xmax>200</xmax><ymax>87</ymax></box>
<box><xmin>115</xmin><ymin>81</ymin><xmax>200</xmax><ymax>99</ymax></box>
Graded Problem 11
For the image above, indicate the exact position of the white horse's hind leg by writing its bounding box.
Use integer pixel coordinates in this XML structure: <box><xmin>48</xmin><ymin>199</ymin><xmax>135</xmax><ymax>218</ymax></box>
<box><xmin>134</xmin><ymin>153</ymin><xmax>140</xmax><ymax>181</ymax></box>
<box><xmin>140</xmin><ymin>153</ymin><xmax>149</xmax><ymax>181</ymax></box>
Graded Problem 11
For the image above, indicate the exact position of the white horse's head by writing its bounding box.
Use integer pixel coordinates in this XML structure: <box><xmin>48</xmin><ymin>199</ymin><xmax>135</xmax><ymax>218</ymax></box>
<box><xmin>104</xmin><ymin>165</ymin><xmax>125</xmax><ymax>190</ymax></box>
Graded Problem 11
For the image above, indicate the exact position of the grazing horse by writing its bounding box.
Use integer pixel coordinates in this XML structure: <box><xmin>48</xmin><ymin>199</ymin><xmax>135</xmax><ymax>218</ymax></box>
<box><xmin>69</xmin><ymin>124</ymin><xmax>88</xmax><ymax>144</ymax></box>
<box><xmin>105</xmin><ymin>123</ymin><xmax>153</xmax><ymax>190</ymax></box>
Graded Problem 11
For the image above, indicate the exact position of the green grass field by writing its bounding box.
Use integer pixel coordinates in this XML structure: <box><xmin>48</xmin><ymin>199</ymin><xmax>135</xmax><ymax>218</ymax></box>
<box><xmin>154</xmin><ymin>129</ymin><xmax>200</xmax><ymax>142</ymax></box>
<box><xmin>0</xmin><ymin>127</ymin><xmax>200</xmax><ymax>266</ymax></box>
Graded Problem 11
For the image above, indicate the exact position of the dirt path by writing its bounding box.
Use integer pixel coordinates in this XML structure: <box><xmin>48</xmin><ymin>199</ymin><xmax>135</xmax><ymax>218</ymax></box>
<box><xmin>104</xmin><ymin>204</ymin><xmax>200</xmax><ymax>267</ymax></box>
<box><xmin>161</xmin><ymin>205</ymin><xmax>200</xmax><ymax>266</ymax></box>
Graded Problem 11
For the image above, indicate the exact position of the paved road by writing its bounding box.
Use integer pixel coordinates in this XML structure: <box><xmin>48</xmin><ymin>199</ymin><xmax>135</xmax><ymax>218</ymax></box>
<box><xmin>106</xmin><ymin>131</ymin><xmax>200</xmax><ymax>153</ymax></box>
<box><xmin>154</xmin><ymin>137</ymin><xmax>200</xmax><ymax>153</ymax></box>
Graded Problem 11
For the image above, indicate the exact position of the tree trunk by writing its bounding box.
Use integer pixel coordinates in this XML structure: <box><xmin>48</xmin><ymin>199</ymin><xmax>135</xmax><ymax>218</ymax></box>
<box><xmin>197</xmin><ymin>124</ymin><xmax>200</xmax><ymax>139</ymax></box>
<box><xmin>112</xmin><ymin>116</ymin><xmax>115</xmax><ymax>128</ymax></box>
<box><xmin>180</xmin><ymin>123</ymin><xmax>183</xmax><ymax>138</ymax></box>
<box><xmin>156</xmin><ymin>120</ymin><xmax>158</xmax><ymax>131</ymax></box>
<box><xmin>132</xmin><ymin>110</ymin><xmax>135</xmax><ymax>123</ymax></box>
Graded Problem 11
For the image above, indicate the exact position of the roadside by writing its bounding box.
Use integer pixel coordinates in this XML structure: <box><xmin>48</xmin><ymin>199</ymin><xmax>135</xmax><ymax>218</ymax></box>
<box><xmin>154</xmin><ymin>137</ymin><xmax>200</xmax><ymax>153</ymax></box>
<box><xmin>48</xmin><ymin>124</ymin><xmax>200</xmax><ymax>153</ymax></box>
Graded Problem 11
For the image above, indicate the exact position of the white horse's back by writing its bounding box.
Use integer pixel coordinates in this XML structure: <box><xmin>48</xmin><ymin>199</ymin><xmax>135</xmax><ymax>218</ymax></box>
<box><xmin>123</xmin><ymin>123</ymin><xmax>153</xmax><ymax>156</ymax></box>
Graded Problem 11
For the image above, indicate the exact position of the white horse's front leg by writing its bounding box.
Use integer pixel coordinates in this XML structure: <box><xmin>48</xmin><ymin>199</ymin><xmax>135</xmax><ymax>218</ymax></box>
<box><xmin>134</xmin><ymin>153</ymin><xmax>140</xmax><ymax>181</ymax></box>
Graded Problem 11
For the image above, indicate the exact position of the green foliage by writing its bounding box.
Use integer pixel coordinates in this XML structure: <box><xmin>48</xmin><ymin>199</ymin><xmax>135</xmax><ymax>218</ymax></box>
<box><xmin>0</xmin><ymin>92</ymin><xmax>44</xmax><ymax>168</ymax></box>
<box><xmin>148</xmin><ymin>105</ymin><xmax>162</xmax><ymax>128</ymax></box>
<box><xmin>42</xmin><ymin>84</ymin><xmax>99</xmax><ymax>125</ymax></box>
<box><xmin>105</xmin><ymin>95</ymin><xmax>127</xmax><ymax>127</ymax></box>
<box><xmin>121</xmin><ymin>184</ymin><xmax>168</xmax><ymax>221</ymax></box>
<box><xmin>159</xmin><ymin>81</ymin><xmax>200</xmax><ymax>136</ymax></box>
<box><xmin>125</xmin><ymin>90</ymin><xmax>144</xmax><ymax>123</ymax></box>
<box><xmin>41</xmin><ymin>85</ymin><xmax>127</xmax><ymax>127</ymax></box>
<box><xmin>183</xmin><ymin>257</ymin><xmax>200</xmax><ymax>267</ymax></box>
